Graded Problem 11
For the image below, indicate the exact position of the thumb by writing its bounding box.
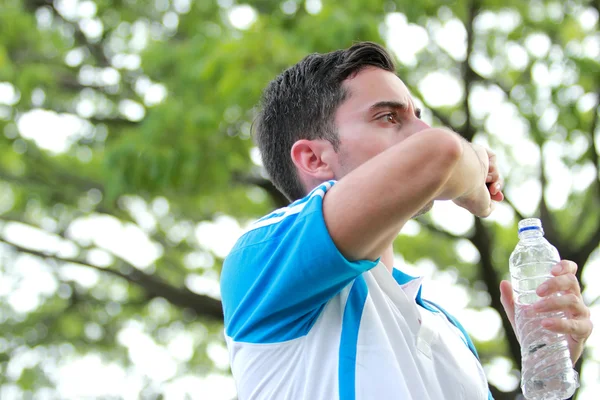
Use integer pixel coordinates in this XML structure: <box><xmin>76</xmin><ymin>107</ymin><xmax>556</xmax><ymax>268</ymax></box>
<box><xmin>499</xmin><ymin>280</ymin><xmax>513</xmax><ymax>302</ymax></box>
<box><xmin>499</xmin><ymin>280</ymin><xmax>516</xmax><ymax>331</ymax></box>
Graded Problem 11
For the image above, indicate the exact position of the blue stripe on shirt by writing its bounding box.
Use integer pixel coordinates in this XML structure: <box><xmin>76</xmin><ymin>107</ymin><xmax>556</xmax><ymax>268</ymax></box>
<box><xmin>338</xmin><ymin>276</ymin><xmax>369</xmax><ymax>400</ymax></box>
<box><xmin>423</xmin><ymin>299</ymin><xmax>479</xmax><ymax>359</ymax></box>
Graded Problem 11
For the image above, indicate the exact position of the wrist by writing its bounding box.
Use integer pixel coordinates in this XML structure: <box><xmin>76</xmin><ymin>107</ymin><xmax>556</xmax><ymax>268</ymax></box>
<box><xmin>470</xmin><ymin>142</ymin><xmax>488</xmax><ymax>184</ymax></box>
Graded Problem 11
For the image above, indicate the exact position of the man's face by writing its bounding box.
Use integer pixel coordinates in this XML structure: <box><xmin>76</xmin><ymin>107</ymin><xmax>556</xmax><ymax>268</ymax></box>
<box><xmin>333</xmin><ymin>67</ymin><xmax>431</xmax><ymax>176</ymax></box>
<box><xmin>332</xmin><ymin>67</ymin><xmax>434</xmax><ymax>215</ymax></box>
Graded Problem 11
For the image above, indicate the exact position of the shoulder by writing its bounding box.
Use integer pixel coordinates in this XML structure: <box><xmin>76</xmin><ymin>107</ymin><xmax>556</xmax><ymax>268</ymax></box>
<box><xmin>230</xmin><ymin>180</ymin><xmax>337</xmax><ymax>252</ymax></box>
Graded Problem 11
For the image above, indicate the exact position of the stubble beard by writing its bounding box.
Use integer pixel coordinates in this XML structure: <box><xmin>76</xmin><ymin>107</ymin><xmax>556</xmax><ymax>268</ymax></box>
<box><xmin>336</xmin><ymin>150</ymin><xmax>434</xmax><ymax>219</ymax></box>
<box><xmin>412</xmin><ymin>201</ymin><xmax>434</xmax><ymax>219</ymax></box>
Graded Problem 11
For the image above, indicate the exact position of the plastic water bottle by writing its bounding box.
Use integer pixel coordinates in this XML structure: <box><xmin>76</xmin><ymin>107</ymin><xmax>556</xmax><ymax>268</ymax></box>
<box><xmin>509</xmin><ymin>218</ymin><xmax>579</xmax><ymax>400</ymax></box>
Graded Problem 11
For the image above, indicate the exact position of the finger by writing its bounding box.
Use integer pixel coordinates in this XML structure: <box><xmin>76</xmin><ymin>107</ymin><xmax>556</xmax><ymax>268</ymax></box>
<box><xmin>537</xmin><ymin>274</ymin><xmax>582</xmax><ymax>297</ymax></box>
<box><xmin>486</xmin><ymin>160</ymin><xmax>499</xmax><ymax>181</ymax></box>
<box><xmin>487</xmin><ymin>173</ymin><xmax>503</xmax><ymax>193</ymax></box>
<box><xmin>491</xmin><ymin>190</ymin><xmax>504</xmax><ymax>202</ymax></box>
<box><xmin>551</xmin><ymin>260</ymin><xmax>578</xmax><ymax>277</ymax></box>
<box><xmin>541</xmin><ymin>317</ymin><xmax>594</xmax><ymax>342</ymax></box>
<box><xmin>533</xmin><ymin>293</ymin><xmax>590</xmax><ymax>318</ymax></box>
<box><xmin>488</xmin><ymin>181</ymin><xmax>501</xmax><ymax>195</ymax></box>
<box><xmin>499</xmin><ymin>280</ymin><xmax>516</xmax><ymax>327</ymax></box>
<box><xmin>486</xmin><ymin>168</ymin><xmax>499</xmax><ymax>183</ymax></box>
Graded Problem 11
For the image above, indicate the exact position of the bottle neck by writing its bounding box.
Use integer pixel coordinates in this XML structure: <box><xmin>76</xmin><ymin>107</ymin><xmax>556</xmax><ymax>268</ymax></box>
<box><xmin>518</xmin><ymin>228</ymin><xmax>544</xmax><ymax>240</ymax></box>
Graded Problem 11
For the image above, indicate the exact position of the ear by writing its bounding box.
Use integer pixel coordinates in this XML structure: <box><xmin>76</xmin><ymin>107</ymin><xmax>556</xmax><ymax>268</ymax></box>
<box><xmin>290</xmin><ymin>139</ymin><xmax>336</xmax><ymax>181</ymax></box>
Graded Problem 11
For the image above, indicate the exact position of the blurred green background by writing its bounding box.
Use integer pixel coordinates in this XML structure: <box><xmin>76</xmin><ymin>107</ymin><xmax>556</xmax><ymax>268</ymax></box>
<box><xmin>0</xmin><ymin>0</ymin><xmax>599</xmax><ymax>399</ymax></box>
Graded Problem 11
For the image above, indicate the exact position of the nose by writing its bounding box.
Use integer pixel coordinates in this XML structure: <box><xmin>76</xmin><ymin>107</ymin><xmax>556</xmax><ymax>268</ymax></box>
<box><xmin>411</xmin><ymin>117</ymin><xmax>431</xmax><ymax>134</ymax></box>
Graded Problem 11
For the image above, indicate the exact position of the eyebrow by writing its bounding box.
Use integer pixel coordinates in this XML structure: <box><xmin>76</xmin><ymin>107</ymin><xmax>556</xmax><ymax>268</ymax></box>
<box><xmin>368</xmin><ymin>101</ymin><xmax>409</xmax><ymax>113</ymax></box>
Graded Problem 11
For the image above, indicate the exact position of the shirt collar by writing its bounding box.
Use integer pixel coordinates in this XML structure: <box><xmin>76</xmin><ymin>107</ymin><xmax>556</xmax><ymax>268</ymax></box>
<box><xmin>391</xmin><ymin>268</ymin><xmax>425</xmax><ymax>305</ymax></box>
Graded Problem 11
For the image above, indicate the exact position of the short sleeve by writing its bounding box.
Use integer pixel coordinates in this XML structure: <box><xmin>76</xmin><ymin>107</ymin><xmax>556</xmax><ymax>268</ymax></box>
<box><xmin>220</xmin><ymin>181</ymin><xmax>379</xmax><ymax>343</ymax></box>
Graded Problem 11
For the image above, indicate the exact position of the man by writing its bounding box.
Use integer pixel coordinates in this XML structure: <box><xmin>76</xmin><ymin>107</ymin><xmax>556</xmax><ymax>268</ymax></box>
<box><xmin>220</xmin><ymin>42</ymin><xmax>592</xmax><ymax>399</ymax></box>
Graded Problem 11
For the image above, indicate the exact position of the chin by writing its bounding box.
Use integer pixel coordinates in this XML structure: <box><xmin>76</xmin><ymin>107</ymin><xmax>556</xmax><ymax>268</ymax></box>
<box><xmin>412</xmin><ymin>201</ymin><xmax>434</xmax><ymax>218</ymax></box>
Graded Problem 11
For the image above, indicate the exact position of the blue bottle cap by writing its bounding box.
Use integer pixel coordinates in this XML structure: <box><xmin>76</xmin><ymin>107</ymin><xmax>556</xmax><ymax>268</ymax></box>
<box><xmin>518</xmin><ymin>218</ymin><xmax>544</xmax><ymax>234</ymax></box>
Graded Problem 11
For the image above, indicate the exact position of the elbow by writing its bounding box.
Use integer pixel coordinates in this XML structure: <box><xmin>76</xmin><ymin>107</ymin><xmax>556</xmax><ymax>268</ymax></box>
<box><xmin>418</xmin><ymin>129</ymin><xmax>465</xmax><ymax>198</ymax></box>
<box><xmin>426</xmin><ymin>128</ymin><xmax>464</xmax><ymax>168</ymax></box>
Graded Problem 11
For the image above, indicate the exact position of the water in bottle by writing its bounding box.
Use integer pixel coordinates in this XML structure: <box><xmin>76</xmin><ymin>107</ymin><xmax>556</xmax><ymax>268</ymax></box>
<box><xmin>509</xmin><ymin>218</ymin><xmax>579</xmax><ymax>400</ymax></box>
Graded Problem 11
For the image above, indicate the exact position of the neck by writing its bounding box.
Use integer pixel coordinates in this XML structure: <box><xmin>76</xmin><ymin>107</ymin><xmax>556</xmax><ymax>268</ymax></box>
<box><xmin>381</xmin><ymin>246</ymin><xmax>394</xmax><ymax>273</ymax></box>
<box><xmin>519</xmin><ymin>230</ymin><xmax>543</xmax><ymax>240</ymax></box>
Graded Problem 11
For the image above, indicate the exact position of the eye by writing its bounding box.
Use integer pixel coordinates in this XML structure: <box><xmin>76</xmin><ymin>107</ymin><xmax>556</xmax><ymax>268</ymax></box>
<box><xmin>415</xmin><ymin>108</ymin><xmax>422</xmax><ymax>119</ymax></box>
<box><xmin>379</xmin><ymin>112</ymin><xmax>400</xmax><ymax>124</ymax></box>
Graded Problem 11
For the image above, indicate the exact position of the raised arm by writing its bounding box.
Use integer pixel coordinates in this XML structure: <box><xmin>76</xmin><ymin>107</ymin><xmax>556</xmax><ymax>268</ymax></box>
<box><xmin>323</xmin><ymin>128</ymin><xmax>491</xmax><ymax>262</ymax></box>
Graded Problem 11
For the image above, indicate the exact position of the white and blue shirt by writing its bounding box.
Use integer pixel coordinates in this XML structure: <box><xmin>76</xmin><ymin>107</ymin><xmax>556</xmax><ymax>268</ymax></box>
<box><xmin>221</xmin><ymin>181</ymin><xmax>492</xmax><ymax>400</ymax></box>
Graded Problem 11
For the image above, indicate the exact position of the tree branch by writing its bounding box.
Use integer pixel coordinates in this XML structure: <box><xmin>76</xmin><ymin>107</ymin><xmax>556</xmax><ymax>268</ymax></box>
<box><xmin>421</xmin><ymin>98</ymin><xmax>456</xmax><ymax>131</ymax></box>
<box><xmin>0</xmin><ymin>169</ymin><xmax>106</xmax><ymax>215</ymax></box>
<box><xmin>559</xmin><ymin>89</ymin><xmax>600</xmax><ymax>283</ymax></box>
<box><xmin>470</xmin><ymin>219</ymin><xmax>522</xmax><ymax>366</ymax></box>
<box><xmin>88</xmin><ymin>116</ymin><xmax>141</xmax><ymax>128</ymax></box>
<box><xmin>0</xmin><ymin>170</ymin><xmax>45</xmax><ymax>188</ymax></box>
<box><xmin>0</xmin><ymin>236</ymin><xmax>224</xmax><ymax>321</ymax></box>
<box><xmin>501</xmin><ymin>196</ymin><xmax>526</xmax><ymax>221</ymax></box>
<box><xmin>28</xmin><ymin>0</ymin><xmax>112</xmax><ymax>67</ymax></box>
<box><xmin>565</xmin><ymin>224</ymin><xmax>600</xmax><ymax>284</ymax></box>
<box><xmin>569</xmin><ymin>181</ymin><xmax>599</xmax><ymax>251</ymax></box>
<box><xmin>397</xmin><ymin>77</ymin><xmax>458</xmax><ymax>132</ymax></box>
<box><xmin>430</xmin><ymin>109</ymin><xmax>456</xmax><ymax>132</ymax></box>
<box><xmin>0</xmin><ymin>154</ymin><xmax>104</xmax><ymax>193</ymax></box>
<box><xmin>234</xmin><ymin>173</ymin><xmax>290</xmax><ymax>208</ymax></box>
<box><xmin>589</xmin><ymin>87</ymin><xmax>600</xmax><ymax>187</ymax></box>
<box><xmin>472</xmin><ymin>71</ymin><xmax>513</xmax><ymax>99</ymax></box>
<box><xmin>458</xmin><ymin>0</ymin><xmax>523</xmax><ymax>371</ymax></box>
<box><xmin>460</xmin><ymin>0</ymin><xmax>480</xmax><ymax>141</ymax></box>
<box><xmin>561</xmin><ymin>0</ymin><xmax>600</xmax><ymax>291</ymax></box>
<box><xmin>489</xmin><ymin>383</ymin><xmax>521</xmax><ymax>400</ymax></box>
<box><xmin>58</xmin><ymin>73</ymin><xmax>143</xmax><ymax>107</ymax></box>
<box><xmin>538</xmin><ymin>149</ymin><xmax>560</xmax><ymax>246</ymax></box>
<box><xmin>417</xmin><ymin>218</ymin><xmax>465</xmax><ymax>241</ymax></box>
<box><xmin>0</xmin><ymin>172</ymin><xmax>141</xmax><ymax>230</ymax></box>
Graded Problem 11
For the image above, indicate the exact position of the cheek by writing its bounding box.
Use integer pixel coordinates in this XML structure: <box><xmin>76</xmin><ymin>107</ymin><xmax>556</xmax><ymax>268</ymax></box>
<box><xmin>338</xmin><ymin>139</ymin><xmax>389</xmax><ymax>174</ymax></box>
<box><xmin>362</xmin><ymin>137</ymin><xmax>395</xmax><ymax>160</ymax></box>
<box><xmin>334</xmin><ymin>149</ymin><xmax>353</xmax><ymax>178</ymax></box>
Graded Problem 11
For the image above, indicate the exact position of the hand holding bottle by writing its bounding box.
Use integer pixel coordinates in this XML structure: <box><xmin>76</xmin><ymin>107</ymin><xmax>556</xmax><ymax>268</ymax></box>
<box><xmin>500</xmin><ymin>260</ymin><xmax>593</xmax><ymax>366</ymax></box>
<box><xmin>500</xmin><ymin>219</ymin><xmax>593</xmax><ymax>399</ymax></box>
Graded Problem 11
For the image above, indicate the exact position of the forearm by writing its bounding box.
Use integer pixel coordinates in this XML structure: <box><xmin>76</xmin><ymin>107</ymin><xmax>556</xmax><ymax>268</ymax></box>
<box><xmin>323</xmin><ymin>128</ymin><xmax>465</xmax><ymax>261</ymax></box>
<box><xmin>435</xmin><ymin>137</ymin><xmax>487</xmax><ymax>201</ymax></box>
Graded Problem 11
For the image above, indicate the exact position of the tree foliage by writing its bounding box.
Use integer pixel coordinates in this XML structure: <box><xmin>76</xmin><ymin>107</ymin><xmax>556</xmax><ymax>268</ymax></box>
<box><xmin>0</xmin><ymin>0</ymin><xmax>598</xmax><ymax>398</ymax></box>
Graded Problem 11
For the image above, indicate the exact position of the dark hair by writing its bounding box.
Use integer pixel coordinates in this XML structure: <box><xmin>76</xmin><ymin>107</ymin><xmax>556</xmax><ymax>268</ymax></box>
<box><xmin>254</xmin><ymin>42</ymin><xmax>396</xmax><ymax>201</ymax></box>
